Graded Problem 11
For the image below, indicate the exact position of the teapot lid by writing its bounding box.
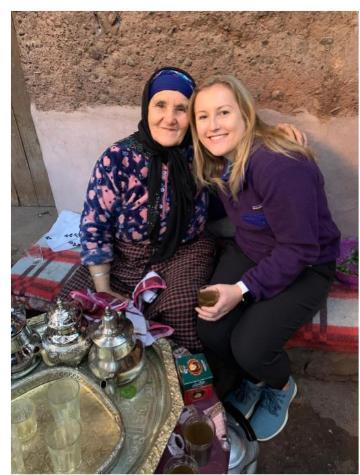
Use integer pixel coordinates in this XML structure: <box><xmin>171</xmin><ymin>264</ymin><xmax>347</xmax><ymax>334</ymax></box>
<box><xmin>91</xmin><ymin>306</ymin><xmax>134</xmax><ymax>349</ymax></box>
<box><xmin>46</xmin><ymin>298</ymin><xmax>80</xmax><ymax>329</ymax></box>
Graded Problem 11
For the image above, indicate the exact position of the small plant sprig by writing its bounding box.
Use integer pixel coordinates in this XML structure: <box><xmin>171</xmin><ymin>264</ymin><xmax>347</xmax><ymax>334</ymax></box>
<box><xmin>336</xmin><ymin>248</ymin><xmax>358</xmax><ymax>276</ymax></box>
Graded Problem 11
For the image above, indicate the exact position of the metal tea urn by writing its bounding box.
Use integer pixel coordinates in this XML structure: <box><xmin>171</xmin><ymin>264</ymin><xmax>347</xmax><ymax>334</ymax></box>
<box><xmin>40</xmin><ymin>297</ymin><xmax>92</xmax><ymax>366</ymax></box>
<box><xmin>11</xmin><ymin>306</ymin><xmax>42</xmax><ymax>379</ymax></box>
<box><xmin>88</xmin><ymin>306</ymin><xmax>145</xmax><ymax>385</ymax></box>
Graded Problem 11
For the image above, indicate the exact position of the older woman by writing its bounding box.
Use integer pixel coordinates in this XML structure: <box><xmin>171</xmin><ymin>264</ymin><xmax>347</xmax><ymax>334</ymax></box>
<box><xmin>61</xmin><ymin>67</ymin><xmax>305</xmax><ymax>353</ymax></box>
<box><xmin>61</xmin><ymin>67</ymin><xmax>214</xmax><ymax>351</ymax></box>
<box><xmin>190</xmin><ymin>75</ymin><xmax>340</xmax><ymax>440</ymax></box>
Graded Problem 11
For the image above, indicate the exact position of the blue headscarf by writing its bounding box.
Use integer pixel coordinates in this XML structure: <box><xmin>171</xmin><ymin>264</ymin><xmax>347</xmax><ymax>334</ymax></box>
<box><xmin>149</xmin><ymin>68</ymin><xmax>195</xmax><ymax>100</ymax></box>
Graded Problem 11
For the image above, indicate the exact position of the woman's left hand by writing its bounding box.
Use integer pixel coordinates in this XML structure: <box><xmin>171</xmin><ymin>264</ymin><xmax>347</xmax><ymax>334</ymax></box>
<box><xmin>276</xmin><ymin>122</ymin><xmax>308</xmax><ymax>146</ymax></box>
<box><xmin>196</xmin><ymin>284</ymin><xmax>243</xmax><ymax>322</ymax></box>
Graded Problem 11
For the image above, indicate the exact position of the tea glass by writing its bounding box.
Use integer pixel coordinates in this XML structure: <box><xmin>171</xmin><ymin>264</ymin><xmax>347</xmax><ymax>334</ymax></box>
<box><xmin>163</xmin><ymin>454</ymin><xmax>199</xmax><ymax>474</ymax></box>
<box><xmin>26</xmin><ymin>243</ymin><xmax>44</xmax><ymax>268</ymax></box>
<box><xmin>182</xmin><ymin>413</ymin><xmax>215</xmax><ymax>466</ymax></box>
<box><xmin>11</xmin><ymin>425</ymin><xmax>26</xmax><ymax>473</ymax></box>
<box><xmin>197</xmin><ymin>286</ymin><xmax>220</xmax><ymax>307</ymax></box>
<box><xmin>46</xmin><ymin>419</ymin><xmax>82</xmax><ymax>473</ymax></box>
<box><xmin>11</xmin><ymin>398</ymin><xmax>37</xmax><ymax>443</ymax></box>
<box><xmin>47</xmin><ymin>378</ymin><xmax>80</xmax><ymax>424</ymax></box>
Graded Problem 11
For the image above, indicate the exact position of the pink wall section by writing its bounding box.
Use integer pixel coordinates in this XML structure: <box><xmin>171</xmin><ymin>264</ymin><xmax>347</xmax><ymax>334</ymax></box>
<box><xmin>31</xmin><ymin>104</ymin><xmax>358</xmax><ymax>238</ymax></box>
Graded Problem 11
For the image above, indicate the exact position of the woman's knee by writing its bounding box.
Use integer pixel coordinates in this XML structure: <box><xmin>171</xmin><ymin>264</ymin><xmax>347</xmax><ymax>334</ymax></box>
<box><xmin>197</xmin><ymin>318</ymin><xmax>233</xmax><ymax>358</ymax></box>
<box><xmin>230</xmin><ymin>329</ymin><xmax>270</xmax><ymax>376</ymax></box>
<box><xmin>148</xmin><ymin>297</ymin><xmax>202</xmax><ymax>351</ymax></box>
<box><xmin>149</xmin><ymin>286</ymin><xmax>196</xmax><ymax>317</ymax></box>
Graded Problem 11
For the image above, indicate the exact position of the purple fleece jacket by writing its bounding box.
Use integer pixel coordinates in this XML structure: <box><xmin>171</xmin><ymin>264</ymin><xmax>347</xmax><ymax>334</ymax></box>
<box><xmin>218</xmin><ymin>145</ymin><xmax>341</xmax><ymax>301</ymax></box>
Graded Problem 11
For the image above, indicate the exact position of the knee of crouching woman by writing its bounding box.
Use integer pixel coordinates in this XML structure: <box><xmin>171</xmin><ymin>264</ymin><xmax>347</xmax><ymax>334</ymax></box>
<box><xmin>230</xmin><ymin>331</ymin><xmax>266</xmax><ymax>376</ymax></box>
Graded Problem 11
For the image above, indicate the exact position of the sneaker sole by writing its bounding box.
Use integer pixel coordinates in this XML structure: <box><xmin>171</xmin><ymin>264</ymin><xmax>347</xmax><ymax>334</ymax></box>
<box><xmin>244</xmin><ymin>400</ymin><xmax>258</xmax><ymax>419</ymax></box>
<box><xmin>256</xmin><ymin>382</ymin><xmax>298</xmax><ymax>442</ymax></box>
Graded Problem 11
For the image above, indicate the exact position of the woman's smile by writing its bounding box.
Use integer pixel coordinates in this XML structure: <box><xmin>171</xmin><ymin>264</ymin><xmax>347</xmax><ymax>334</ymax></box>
<box><xmin>207</xmin><ymin>133</ymin><xmax>228</xmax><ymax>141</ymax></box>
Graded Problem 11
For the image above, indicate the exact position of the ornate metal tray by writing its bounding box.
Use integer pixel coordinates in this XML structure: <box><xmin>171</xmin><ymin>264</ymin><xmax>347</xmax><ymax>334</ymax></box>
<box><xmin>11</xmin><ymin>366</ymin><xmax>125</xmax><ymax>473</ymax></box>
<box><xmin>17</xmin><ymin>315</ymin><xmax>184</xmax><ymax>474</ymax></box>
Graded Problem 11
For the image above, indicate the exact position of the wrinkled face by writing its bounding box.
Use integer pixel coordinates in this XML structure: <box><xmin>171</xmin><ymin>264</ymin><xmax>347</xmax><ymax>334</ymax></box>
<box><xmin>148</xmin><ymin>90</ymin><xmax>190</xmax><ymax>147</ymax></box>
<box><xmin>194</xmin><ymin>83</ymin><xmax>245</xmax><ymax>160</ymax></box>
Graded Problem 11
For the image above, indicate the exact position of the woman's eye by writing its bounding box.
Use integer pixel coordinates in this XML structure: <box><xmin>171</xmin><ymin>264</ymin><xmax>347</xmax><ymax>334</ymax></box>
<box><xmin>197</xmin><ymin>115</ymin><xmax>207</xmax><ymax>120</ymax></box>
<box><xmin>221</xmin><ymin>110</ymin><xmax>230</xmax><ymax>115</ymax></box>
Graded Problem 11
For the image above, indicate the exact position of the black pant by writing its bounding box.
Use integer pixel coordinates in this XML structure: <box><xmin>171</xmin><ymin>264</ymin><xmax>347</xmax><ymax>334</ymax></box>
<box><xmin>197</xmin><ymin>240</ymin><xmax>336</xmax><ymax>391</ymax></box>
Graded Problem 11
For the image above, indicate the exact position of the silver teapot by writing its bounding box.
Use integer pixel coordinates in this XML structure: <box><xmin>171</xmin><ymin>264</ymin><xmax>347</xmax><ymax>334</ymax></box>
<box><xmin>41</xmin><ymin>297</ymin><xmax>91</xmax><ymax>367</ymax></box>
<box><xmin>88</xmin><ymin>306</ymin><xmax>145</xmax><ymax>385</ymax></box>
<box><xmin>11</xmin><ymin>306</ymin><xmax>42</xmax><ymax>378</ymax></box>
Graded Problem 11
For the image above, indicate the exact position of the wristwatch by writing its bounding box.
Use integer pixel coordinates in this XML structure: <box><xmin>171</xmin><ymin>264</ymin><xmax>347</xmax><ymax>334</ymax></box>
<box><xmin>241</xmin><ymin>290</ymin><xmax>254</xmax><ymax>305</ymax></box>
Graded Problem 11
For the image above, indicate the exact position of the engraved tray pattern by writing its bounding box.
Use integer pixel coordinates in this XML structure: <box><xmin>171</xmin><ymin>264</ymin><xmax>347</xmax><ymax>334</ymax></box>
<box><xmin>11</xmin><ymin>367</ymin><xmax>125</xmax><ymax>473</ymax></box>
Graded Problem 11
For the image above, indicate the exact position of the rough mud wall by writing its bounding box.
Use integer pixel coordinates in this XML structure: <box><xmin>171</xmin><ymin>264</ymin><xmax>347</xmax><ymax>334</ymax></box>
<box><xmin>14</xmin><ymin>11</ymin><xmax>357</xmax><ymax>117</ymax></box>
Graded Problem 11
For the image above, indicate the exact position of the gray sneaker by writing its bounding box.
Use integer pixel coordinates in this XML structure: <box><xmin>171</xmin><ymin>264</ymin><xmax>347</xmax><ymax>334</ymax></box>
<box><xmin>226</xmin><ymin>379</ymin><xmax>264</xmax><ymax>419</ymax></box>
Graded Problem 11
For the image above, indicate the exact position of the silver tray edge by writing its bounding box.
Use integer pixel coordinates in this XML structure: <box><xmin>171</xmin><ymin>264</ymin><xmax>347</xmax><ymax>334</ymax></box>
<box><xmin>137</xmin><ymin>338</ymin><xmax>184</xmax><ymax>475</ymax></box>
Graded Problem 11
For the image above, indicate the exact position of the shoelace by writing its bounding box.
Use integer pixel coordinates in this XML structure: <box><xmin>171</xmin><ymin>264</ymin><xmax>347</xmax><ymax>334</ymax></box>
<box><xmin>259</xmin><ymin>387</ymin><xmax>286</xmax><ymax>416</ymax></box>
<box><xmin>235</xmin><ymin>380</ymin><xmax>258</xmax><ymax>403</ymax></box>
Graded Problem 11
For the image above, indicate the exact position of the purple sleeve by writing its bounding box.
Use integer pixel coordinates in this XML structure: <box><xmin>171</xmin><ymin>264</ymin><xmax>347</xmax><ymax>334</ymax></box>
<box><xmin>241</xmin><ymin>162</ymin><xmax>321</xmax><ymax>301</ymax></box>
<box><xmin>80</xmin><ymin>149</ymin><xmax>120</xmax><ymax>266</ymax></box>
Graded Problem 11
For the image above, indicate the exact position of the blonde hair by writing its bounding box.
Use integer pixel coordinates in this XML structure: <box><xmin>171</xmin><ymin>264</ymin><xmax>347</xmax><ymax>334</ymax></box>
<box><xmin>189</xmin><ymin>75</ymin><xmax>315</xmax><ymax>198</ymax></box>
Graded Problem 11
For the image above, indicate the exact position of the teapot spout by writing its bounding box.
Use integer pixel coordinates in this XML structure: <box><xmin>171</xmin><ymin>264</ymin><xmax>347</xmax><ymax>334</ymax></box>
<box><xmin>100</xmin><ymin>379</ymin><xmax>116</xmax><ymax>398</ymax></box>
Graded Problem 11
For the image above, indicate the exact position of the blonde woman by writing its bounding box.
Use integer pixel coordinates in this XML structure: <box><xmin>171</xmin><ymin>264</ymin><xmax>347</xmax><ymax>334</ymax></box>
<box><xmin>190</xmin><ymin>75</ymin><xmax>340</xmax><ymax>441</ymax></box>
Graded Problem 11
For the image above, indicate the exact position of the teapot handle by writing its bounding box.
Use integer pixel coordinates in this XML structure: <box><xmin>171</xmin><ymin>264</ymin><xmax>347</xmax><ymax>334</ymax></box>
<box><xmin>223</xmin><ymin>401</ymin><xmax>257</xmax><ymax>442</ymax></box>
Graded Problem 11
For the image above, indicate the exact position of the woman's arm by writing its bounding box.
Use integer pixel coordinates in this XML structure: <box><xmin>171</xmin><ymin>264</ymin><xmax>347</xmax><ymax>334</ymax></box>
<box><xmin>240</xmin><ymin>159</ymin><xmax>321</xmax><ymax>301</ymax></box>
<box><xmin>87</xmin><ymin>263</ymin><xmax>128</xmax><ymax>299</ymax></box>
<box><xmin>80</xmin><ymin>151</ymin><xmax>117</xmax><ymax>267</ymax></box>
<box><xmin>80</xmin><ymin>147</ymin><xmax>126</xmax><ymax>298</ymax></box>
<box><xmin>88</xmin><ymin>263</ymin><xmax>111</xmax><ymax>292</ymax></box>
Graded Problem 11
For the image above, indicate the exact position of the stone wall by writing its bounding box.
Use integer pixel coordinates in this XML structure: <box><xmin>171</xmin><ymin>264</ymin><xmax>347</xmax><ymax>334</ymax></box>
<box><xmin>14</xmin><ymin>11</ymin><xmax>357</xmax><ymax>116</ymax></box>
<box><xmin>13</xmin><ymin>11</ymin><xmax>358</xmax><ymax>236</ymax></box>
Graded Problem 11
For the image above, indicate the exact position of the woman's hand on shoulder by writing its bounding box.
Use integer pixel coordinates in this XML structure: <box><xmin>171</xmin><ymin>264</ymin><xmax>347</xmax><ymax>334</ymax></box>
<box><xmin>276</xmin><ymin>122</ymin><xmax>308</xmax><ymax>146</ymax></box>
<box><xmin>195</xmin><ymin>284</ymin><xmax>243</xmax><ymax>322</ymax></box>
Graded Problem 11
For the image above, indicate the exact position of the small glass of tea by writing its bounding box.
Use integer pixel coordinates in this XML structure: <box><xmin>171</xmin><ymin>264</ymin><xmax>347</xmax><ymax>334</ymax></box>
<box><xmin>182</xmin><ymin>413</ymin><xmax>215</xmax><ymax>466</ymax></box>
<box><xmin>11</xmin><ymin>397</ymin><xmax>38</xmax><ymax>443</ymax></box>
<box><xmin>163</xmin><ymin>454</ymin><xmax>199</xmax><ymax>474</ymax></box>
<box><xmin>197</xmin><ymin>286</ymin><xmax>220</xmax><ymax>307</ymax></box>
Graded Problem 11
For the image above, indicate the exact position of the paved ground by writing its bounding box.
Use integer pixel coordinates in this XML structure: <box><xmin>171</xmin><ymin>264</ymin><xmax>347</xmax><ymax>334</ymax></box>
<box><xmin>259</xmin><ymin>349</ymin><xmax>358</xmax><ymax>474</ymax></box>
<box><xmin>11</xmin><ymin>206</ymin><xmax>58</xmax><ymax>265</ymax></box>
<box><xmin>11</xmin><ymin>206</ymin><xmax>359</xmax><ymax>474</ymax></box>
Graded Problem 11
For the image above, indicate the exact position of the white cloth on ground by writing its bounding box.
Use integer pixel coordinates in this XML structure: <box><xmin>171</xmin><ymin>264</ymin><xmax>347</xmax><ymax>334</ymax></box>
<box><xmin>44</xmin><ymin>210</ymin><xmax>81</xmax><ymax>251</ymax></box>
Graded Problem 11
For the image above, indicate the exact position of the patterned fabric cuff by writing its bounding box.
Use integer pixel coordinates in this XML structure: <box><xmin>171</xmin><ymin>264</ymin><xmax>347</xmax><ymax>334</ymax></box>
<box><xmin>80</xmin><ymin>249</ymin><xmax>113</xmax><ymax>266</ymax></box>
